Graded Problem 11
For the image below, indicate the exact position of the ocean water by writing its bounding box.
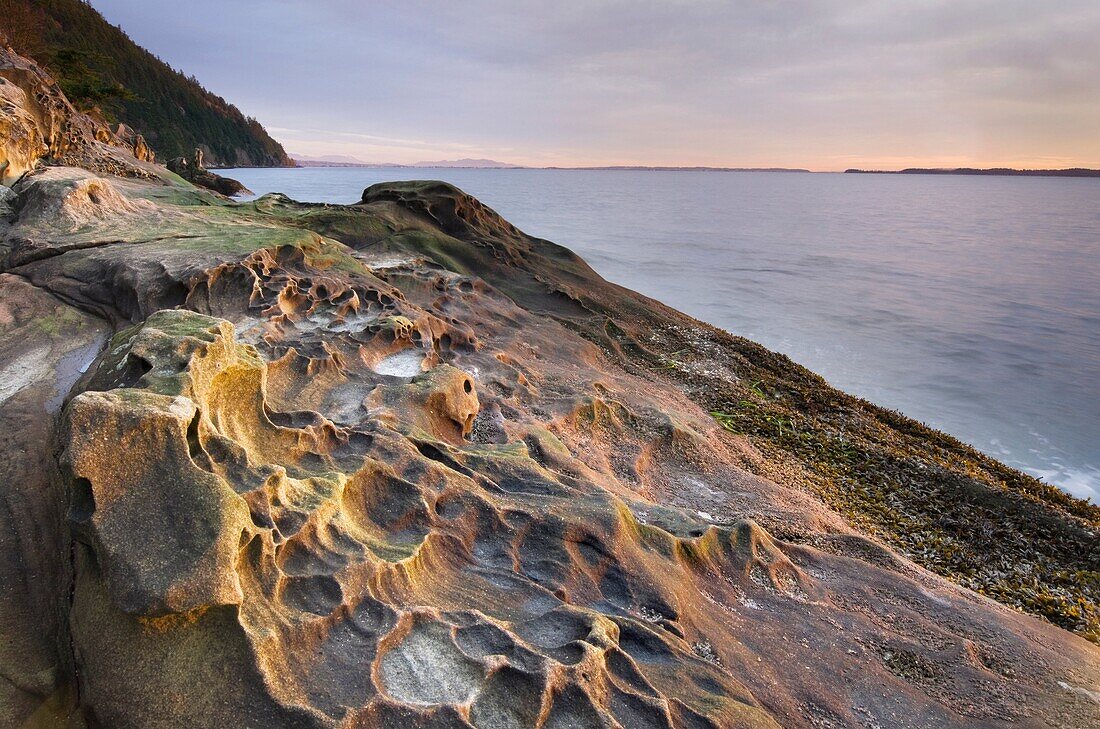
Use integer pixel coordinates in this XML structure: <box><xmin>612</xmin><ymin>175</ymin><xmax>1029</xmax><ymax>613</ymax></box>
<box><xmin>223</xmin><ymin>167</ymin><xmax>1100</xmax><ymax>502</ymax></box>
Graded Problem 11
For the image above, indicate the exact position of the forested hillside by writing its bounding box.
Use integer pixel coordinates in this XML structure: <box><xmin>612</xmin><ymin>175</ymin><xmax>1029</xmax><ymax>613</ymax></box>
<box><xmin>0</xmin><ymin>0</ymin><xmax>291</xmax><ymax>166</ymax></box>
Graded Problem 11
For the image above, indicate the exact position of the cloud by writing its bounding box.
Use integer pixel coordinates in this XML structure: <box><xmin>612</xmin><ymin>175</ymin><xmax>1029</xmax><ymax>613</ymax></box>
<box><xmin>90</xmin><ymin>0</ymin><xmax>1100</xmax><ymax>168</ymax></box>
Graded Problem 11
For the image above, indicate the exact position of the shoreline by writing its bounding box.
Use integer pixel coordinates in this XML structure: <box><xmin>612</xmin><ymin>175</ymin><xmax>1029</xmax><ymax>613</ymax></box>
<box><xmin>222</xmin><ymin>165</ymin><xmax>1100</xmax><ymax>505</ymax></box>
<box><xmin>1</xmin><ymin>164</ymin><xmax>1097</xmax><ymax>726</ymax></box>
<box><xmin>224</xmin><ymin>163</ymin><xmax>1100</xmax><ymax>179</ymax></box>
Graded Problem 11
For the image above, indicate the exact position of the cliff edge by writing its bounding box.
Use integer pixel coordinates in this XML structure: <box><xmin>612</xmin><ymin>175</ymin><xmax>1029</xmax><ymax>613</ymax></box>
<box><xmin>0</xmin><ymin>0</ymin><xmax>291</xmax><ymax>167</ymax></box>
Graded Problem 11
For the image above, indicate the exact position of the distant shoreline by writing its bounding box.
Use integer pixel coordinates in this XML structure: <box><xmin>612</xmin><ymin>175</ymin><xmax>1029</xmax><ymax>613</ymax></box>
<box><xmin>285</xmin><ymin>160</ymin><xmax>812</xmax><ymax>172</ymax></box>
<box><xmin>237</xmin><ymin>161</ymin><xmax>1100</xmax><ymax>177</ymax></box>
<box><xmin>845</xmin><ymin>167</ymin><xmax>1100</xmax><ymax>178</ymax></box>
<box><xmin>545</xmin><ymin>166</ymin><xmax>811</xmax><ymax>172</ymax></box>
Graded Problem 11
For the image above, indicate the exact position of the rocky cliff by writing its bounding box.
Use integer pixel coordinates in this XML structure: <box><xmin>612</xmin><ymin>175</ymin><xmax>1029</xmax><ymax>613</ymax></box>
<box><xmin>0</xmin><ymin>45</ymin><xmax>154</xmax><ymax>186</ymax></box>
<box><xmin>0</xmin><ymin>0</ymin><xmax>291</xmax><ymax>167</ymax></box>
<box><xmin>1</xmin><ymin>43</ymin><xmax>1099</xmax><ymax>729</ymax></box>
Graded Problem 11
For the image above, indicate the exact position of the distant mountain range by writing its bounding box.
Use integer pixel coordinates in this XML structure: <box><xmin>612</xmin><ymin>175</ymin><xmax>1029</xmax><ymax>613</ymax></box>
<box><xmin>415</xmin><ymin>158</ymin><xmax>524</xmax><ymax>168</ymax></box>
<box><xmin>291</xmin><ymin>154</ymin><xmax>522</xmax><ymax>168</ymax></box>
<box><xmin>293</xmin><ymin>154</ymin><xmax>375</xmax><ymax>166</ymax></box>
<box><xmin>288</xmin><ymin>157</ymin><xmax>1100</xmax><ymax>176</ymax></box>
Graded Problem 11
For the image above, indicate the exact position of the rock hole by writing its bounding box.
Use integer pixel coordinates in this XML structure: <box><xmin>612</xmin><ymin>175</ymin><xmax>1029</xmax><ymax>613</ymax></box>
<box><xmin>161</xmin><ymin>281</ymin><xmax>189</xmax><ymax>309</ymax></box>
<box><xmin>119</xmin><ymin>353</ymin><xmax>153</xmax><ymax>386</ymax></box>
<box><xmin>379</xmin><ymin>621</ymin><xmax>483</xmax><ymax>705</ymax></box>
<box><xmin>463</xmin><ymin>378</ymin><xmax>472</xmax><ymax>394</ymax></box>
<box><xmin>413</xmin><ymin>441</ymin><xmax>476</xmax><ymax>478</ymax></box>
<box><xmin>186</xmin><ymin>410</ymin><xmax>204</xmax><ymax>461</ymax></box>
<box><xmin>610</xmin><ymin>686</ymin><xmax>673</xmax><ymax>729</ymax></box>
<box><xmin>280</xmin><ymin>573</ymin><xmax>344</xmax><ymax>616</ymax></box>
<box><xmin>249</xmin><ymin>509</ymin><xmax>275</xmax><ymax>529</ymax></box>
<box><xmin>70</xmin><ymin>477</ymin><xmax>96</xmax><ymax>523</ymax></box>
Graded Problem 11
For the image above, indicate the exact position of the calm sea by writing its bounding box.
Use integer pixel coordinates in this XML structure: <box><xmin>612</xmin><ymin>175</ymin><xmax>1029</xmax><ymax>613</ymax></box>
<box><xmin>223</xmin><ymin>167</ymin><xmax>1100</xmax><ymax>502</ymax></box>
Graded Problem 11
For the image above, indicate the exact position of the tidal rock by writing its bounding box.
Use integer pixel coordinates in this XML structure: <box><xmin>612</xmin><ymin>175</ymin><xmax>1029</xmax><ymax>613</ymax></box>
<box><xmin>0</xmin><ymin>169</ymin><xmax>1096</xmax><ymax>728</ymax></box>
<box><xmin>0</xmin><ymin>273</ymin><xmax>107</xmax><ymax>724</ymax></box>
<box><xmin>167</xmin><ymin>148</ymin><xmax>250</xmax><ymax>196</ymax></box>
<box><xmin>8</xmin><ymin>167</ymin><xmax>153</xmax><ymax>230</ymax></box>
<box><xmin>0</xmin><ymin>183</ymin><xmax>13</xmax><ymax>216</ymax></box>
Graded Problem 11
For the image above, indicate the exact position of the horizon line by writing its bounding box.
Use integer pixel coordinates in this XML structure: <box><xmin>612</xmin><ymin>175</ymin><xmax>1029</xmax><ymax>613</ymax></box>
<box><xmin>278</xmin><ymin>158</ymin><xmax>1100</xmax><ymax>176</ymax></box>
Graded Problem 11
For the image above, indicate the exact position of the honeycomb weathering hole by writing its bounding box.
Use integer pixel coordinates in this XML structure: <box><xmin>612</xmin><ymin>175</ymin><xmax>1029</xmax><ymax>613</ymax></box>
<box><xmin>379</xmin><ymin>621</ymin><xmax>483</xmax><ymax>705</ymax></box>
<box><xmin>70</xmin><ymin>477</ymin><xmax>96</xmax><ymax>523</ymax></box>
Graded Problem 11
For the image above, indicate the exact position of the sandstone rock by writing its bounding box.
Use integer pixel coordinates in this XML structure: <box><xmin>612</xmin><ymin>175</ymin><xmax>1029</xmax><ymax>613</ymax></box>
<box><xmin>0</xmin><ymin>74</ymin><xmax>47</xmax><ymax>185</ymax></box>
<box><xmin>0</xmin><ymin>273</ymin><xmax>107</xmax><ymax>726</ymax></box>
<box><xmin>366</xmin><ymin>363</ymin><xmax>480</xmax><ymax>441</ymax></box>
<box><xmin>0</xmin><ymin>167</ymin><xmax>162</xmax><ymax>270</ymax></box>
<box><xmin>63</xmin><ymin>385</ymin><xmax>251</xmax><ymax>615</ymax></box>
<box><xmin>133</xmin><ymin>134</ymin><xmax>153</xmax><ymax>163</ymax></box>
<box><xmin>115</xmin><ymin>124</ymin><xmax>155</xmax><ymax>163</ymax></box>
<box><xmin>0</xmin><ymin>168</ymin><xmax>1096</xmax><ymax>727</ymax></box>
<box><xmin>0</xmin><ymin>46</ymin><xmax>152</xmax><ymax>183</ymax></box>
<box><xmin>8</xmin><ymin>167</ymin><xmax>153</xmax><ymax>231</ymax></box>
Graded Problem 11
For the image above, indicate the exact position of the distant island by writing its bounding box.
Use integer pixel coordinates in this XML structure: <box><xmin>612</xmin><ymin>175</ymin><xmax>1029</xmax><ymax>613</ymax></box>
<box><xmin>291</xmin><ymin>154</ymin><xmax>810</xmax><ymax>172</ymax></box>
<box><xmin>845</xmin><ymin>167</ymin><xmax>1100</xmax><ymax>178</ymax></box>
<box><xmin>286</xmin><ymin>156</ymin><xmax>1100</xmax><ymax>177</ymax></box>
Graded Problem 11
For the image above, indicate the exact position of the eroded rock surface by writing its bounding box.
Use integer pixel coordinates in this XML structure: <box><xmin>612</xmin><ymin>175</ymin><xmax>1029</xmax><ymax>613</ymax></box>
<box><xmin>0</xmin><ymin>171</ymin><xmax>1097</xmax><ymax>728</ymax></box>
<box><xmin>114</xmin><ymin>124</ymin><xmax>155</xmax><ymax>164</ymax></box>
<box><xmin>0</xmin><ymin>273</ymin><xmax>107</xmax><ymax>725</ymax></box>
<box><xmin>0</xmin><ymin>45</ymin><xmax>153</xmax><ymax>186</ymax></box>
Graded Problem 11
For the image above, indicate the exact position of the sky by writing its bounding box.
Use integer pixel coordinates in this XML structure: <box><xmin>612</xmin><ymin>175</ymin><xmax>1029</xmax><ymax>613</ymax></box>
<box><xmin>90</xmin><ymin>0</ymin><xmax>1100</xmax><ymax>170</ymax></box>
